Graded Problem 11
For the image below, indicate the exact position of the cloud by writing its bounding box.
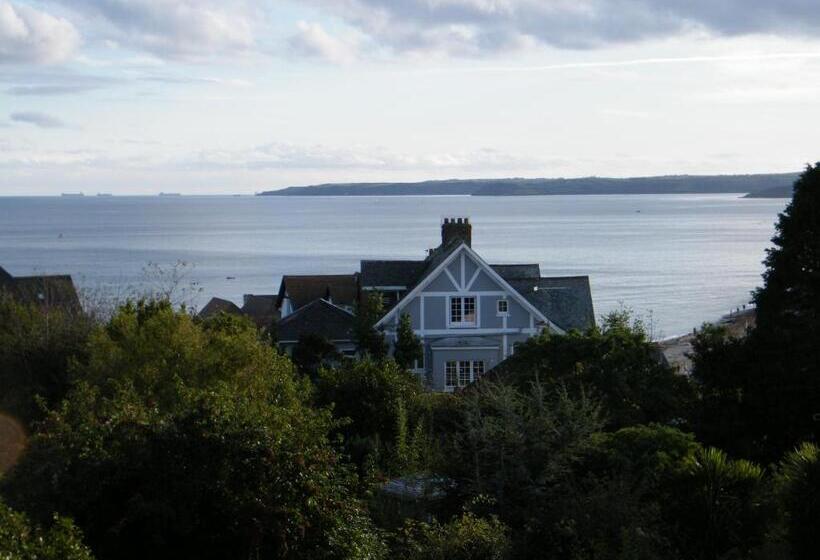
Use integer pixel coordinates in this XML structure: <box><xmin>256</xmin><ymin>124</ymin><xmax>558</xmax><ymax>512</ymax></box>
<box><xmin>287</xmin><ymin>21</ymin><xmax>359</xmax><ymax>64</ymax></box>
<box><xmin>188</xmin><ymin>142</ymin><xmax>546</xmax><ymax>171</ymax></box>
<box><xmin>0</xmin><ymin>1</ymin><xmax>80</xmax><ymax>64</ymax></box>
<box><xmin>63</xmin><ymin>0</ymin><xmax>254</xmax><ymax>60</ymax></box>
<box><xmin>10</xmin><ymin>111</ymin><xmax>67</xmax><ymax>128</ymax></box>
<box><xmin>305</xmin><ymin>0</ymin><xmax>820</xmax><ymax>55</ymax></box>
<box><xmin>6</xmin><ymin>84</ymin><xmax>99</xmax><ymax>95</ymax></box>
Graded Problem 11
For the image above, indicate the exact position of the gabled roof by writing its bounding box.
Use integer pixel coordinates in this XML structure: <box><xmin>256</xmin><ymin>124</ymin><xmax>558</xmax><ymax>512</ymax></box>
<box><xmin>199</xmin><ymin>297</ymin><xmax>242</xmax><ymax>319</ymax></box>
<box><xmin>276</xmin><ymin>274</ymin><xmax>358</xmax><ymax>310</ymax></box>
<box><xmin>507</xmin><ymin>276</ymin><xmax>595</xmax><ymax>332</ymax></box>
<box><xmin>277</xmin><ymin>298</ymin><xmax>356</xmax><ymax>343</ymax></box>
<box><xmin>241</xmin><ymin>294</ymin><xmax>280</xmax><ymax>328</ymax></box>
<box><xmin>360</xmin><ymin>260</ymin><xmax>426</xmax><ymax>288</ymax></box>
<box><xmin>0</xmin><ymin>266</ymin><xmax>12</xmax><ymax>283</ymax></box>
<box><xmin>376</xmin><ymin>242</ymin><xmax>564</xmax><ymax>333</ymax></box>
<box><xmin>490</xmin><ymin>264</ymin><xmax>541</xmax><ymax>281</ymax></box>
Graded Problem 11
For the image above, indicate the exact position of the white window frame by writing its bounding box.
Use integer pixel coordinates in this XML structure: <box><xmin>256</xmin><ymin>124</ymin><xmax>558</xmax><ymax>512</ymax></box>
<box><xmin>444</xmin><ymin>360</ymin><xmax>485</xmax><ymax>390</ymax></box>
<box><xmin>448</xmin><ymin>295</ymin><xmax>478</xmax><ymax>328</ymax></box>
<box><xmin>496</xmin><ymin>298</ymin><xmax>509</xmax><ymax>317</ymax></box>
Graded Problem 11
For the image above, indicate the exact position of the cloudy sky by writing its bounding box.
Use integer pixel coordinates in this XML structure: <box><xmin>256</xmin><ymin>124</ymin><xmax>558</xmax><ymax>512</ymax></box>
<box><xmin>1</xmin><ymin>0</ymin><xmax>819</xmax><ymax>194</ymax></box>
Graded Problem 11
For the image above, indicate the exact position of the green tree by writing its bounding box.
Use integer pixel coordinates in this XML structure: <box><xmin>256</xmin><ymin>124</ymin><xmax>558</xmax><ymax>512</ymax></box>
<box><xmin>1</xmin><ymin>301</ymin><xmax>385</xmax><ymax>560</ymax></box>
<box><xmin>775</xmin><ymin>442</ymin><xmax>820</xmax><ymax>560</ymax></box>
<box><xmin>316</xmin><ymin>358</ymin><xmax>424</xmax><ymax>475</ymax></box>
<box><xmin>0</xmin><ymin>293</ymin><xmax>94</xmax><ymax>424</ymax></box>
<box><xmin>292</xmin><ymin>333</ymin><xmax>341</xmax><ymax>378</ymax></box>
<box><xmin>493</xmin><ymin>310</ymin><xmax>694</xmax><ymax>429</ymax></box>
<box><xmin>0</xmin><ymin>498</ymin><xmax>93</xmax><ymax>560</ymax></box>
<box><xmin>354</xmin><ymin>292</ymin><xmax>388</xmax><ymax>359</ymax></box>
<box><xmin>667</xmin><ymin>447</ymin><xmax>768</xmax><ymax>560</ymax></box>
<box><xmin>749</xmin><ymin>163</ymin><xmax>820</xmax><ymax>455</ymax></box>
<box><xmin>393</xmin><ymin>313</ymin><xmax>422</xmax><ymax>371</ymax></box>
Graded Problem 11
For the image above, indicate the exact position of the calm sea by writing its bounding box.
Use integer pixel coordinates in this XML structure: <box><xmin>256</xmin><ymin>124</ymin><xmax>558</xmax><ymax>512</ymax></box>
<box><xmin>0</xmin><ymin>194</ymin><xmax>787</xmax><ymax>338</ymax></box>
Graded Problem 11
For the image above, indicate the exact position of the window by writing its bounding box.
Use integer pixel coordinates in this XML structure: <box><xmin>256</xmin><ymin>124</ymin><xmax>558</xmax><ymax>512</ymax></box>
<box><xmin>450</xmin><ymin>296</ymin><xmax>477</xmax><ymax>327</ymax></box>
<box><xmin>497</xmin><ymin>299</ymin><xmax>508</xmax><ymax>315</ymax></box>
<box><xmin>445</xmin><ymin>360</ymin><xmax>485</xmax><ymax>389</ymax></box>
<box><xmin>413</xmin><ymin>353</ymin><xmax>425</xmax><ymax>371</ymax></box>
<box><xmin>445</xmin><ymin>361</ymin><xmax>458</xmax><ymax>387</ymax></box>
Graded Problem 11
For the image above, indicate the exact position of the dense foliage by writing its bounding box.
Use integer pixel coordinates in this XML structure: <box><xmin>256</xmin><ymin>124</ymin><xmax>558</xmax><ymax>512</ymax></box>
<box><xmin>0</xmin><ymin>498</ymin><xmax>93</xmax><ymax>560</ymax></box>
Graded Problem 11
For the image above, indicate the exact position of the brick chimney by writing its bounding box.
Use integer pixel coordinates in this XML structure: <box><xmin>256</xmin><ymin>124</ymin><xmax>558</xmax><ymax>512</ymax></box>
<box><xmin>441</xmin><ymin>217</ymin><xmax>472</xmax><ymax>247</ymax></box>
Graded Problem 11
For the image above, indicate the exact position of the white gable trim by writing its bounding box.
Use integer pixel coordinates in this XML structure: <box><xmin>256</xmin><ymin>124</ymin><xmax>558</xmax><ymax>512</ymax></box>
<box><xmin>375</xmin><ymin>243</ymin><xmax>565</xmax><ymax>334</ymax></box>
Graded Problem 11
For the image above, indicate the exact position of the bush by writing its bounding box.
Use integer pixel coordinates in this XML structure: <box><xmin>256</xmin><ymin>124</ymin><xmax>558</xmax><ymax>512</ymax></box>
<box><xmin>391</xmin><ymin>512</ymin><xmax>510</xmax><ymax>560</ymax></box>
<box><xmin>0</xmin><ymin>498</ymin><xmax>93</xmax><ymax>560</ymax></box>
<box><xmin>775</xmin><ymin>442</ymin><xmax>820</xmax><ymax>560</ymax></box>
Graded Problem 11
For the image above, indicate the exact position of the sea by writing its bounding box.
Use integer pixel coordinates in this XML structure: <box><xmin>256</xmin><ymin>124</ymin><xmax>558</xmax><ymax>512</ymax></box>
<box><xmin>0</xmin><ymin>194</ymin><xmax>788</xmax><ymax>338</ymax></box>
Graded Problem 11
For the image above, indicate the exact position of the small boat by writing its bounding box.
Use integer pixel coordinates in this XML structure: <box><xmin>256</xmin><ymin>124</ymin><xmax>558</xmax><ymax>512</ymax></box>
<box><xmin>226</xmin><ymin>276</ymin><xmax>236</xmax><ymax>280</ymax></box>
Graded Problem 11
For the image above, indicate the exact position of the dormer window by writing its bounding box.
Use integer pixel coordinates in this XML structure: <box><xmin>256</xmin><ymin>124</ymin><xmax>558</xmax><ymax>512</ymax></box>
<box><xmin>450</xmin><ymin>296</ymin><xmax>476</xmax><ymax>327</ymax></box>
<box><xmin>497</xmin><ymin>299</ymin><xmax>508</xmax><ymax>316</ymax></box>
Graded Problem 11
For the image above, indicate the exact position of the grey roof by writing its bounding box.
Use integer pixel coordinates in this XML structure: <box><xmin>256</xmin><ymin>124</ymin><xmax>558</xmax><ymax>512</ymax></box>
<box><xmin>491</xmin><ymin>264</ymin><xmax>541</xmax><ymax>281</ymax></box>
<box><xmin>507</xmin><ymin>276</ymin><xmax>595</xmax><ymax>332</ymax></box>
<box><xmin>360</xmin><ymin>260</ymin><xmax>426</xmax><ymax>288</ymax></box>
<box><xmin>241</xmin><ymin>294</ymin><xmax>279</xmax><ymax>328</ymax></box>
<box><xmin>199</xmin><ymin>297</ymin><xmax>242</xmax><ymax>319</ymax></box>
<box><xmin>276</xmin><ymin>274</ymin><xmax>359</xmax><ymax>310</ymax></box>
<box><xmin>430</xmin><ymin>336</ymin><xmax>500</xmax><ymax>349</ymax></box>
<box><xmin>277</xmin><ymin>299</ymin><xmax>356</xmax><ymax>343</ymax></box>
<box><xmin>0</xmin><ymin>269</ymin><xmax>82</xmax><ymax>313</ymax></box>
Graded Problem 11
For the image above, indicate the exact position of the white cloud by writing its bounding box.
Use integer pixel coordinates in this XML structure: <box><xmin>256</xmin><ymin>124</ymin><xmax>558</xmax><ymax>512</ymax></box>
<box><xmin>0</xmin><ymin>1</ymin><xmax>80</xmax><ymax>64</ymax></box>
<box><xmin>64</xmin><ymin>0</ymin><xmax>255</xmax><ymax>60</ymax></box>
<box><xmin>288</xmin><ymin>21</ymin><xmax>359</xmax><ymax>64</ymax></box>
<box><xmin>306</xmin><ymin>0</ymin><xmax>820</xmax><ymax>55</ymax></box>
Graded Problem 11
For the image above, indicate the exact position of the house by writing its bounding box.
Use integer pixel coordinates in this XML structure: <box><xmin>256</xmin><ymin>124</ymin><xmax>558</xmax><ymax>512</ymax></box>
<box><xmin>198</xmin><ymin>293</ymin><xmax>280</xmax><ymax>329</ymax></box>
<box><xmin>276</xmin><ymin>274</ymin><xmax>358</xmax><ymax>317</ymax></box>
<box><xmin>276</xmin><ymin>298</ymin><xmax>357</xmax><ymax>357</ymax></box>
<box><xmin>274</xmin><ymin>218</ymin><xmax>594</xmax><ymax>392</ymax></box>
<box><xmin>0</xmin><ymin>265</ymin><xmax>82</xmax><ymax>314</ymax></box>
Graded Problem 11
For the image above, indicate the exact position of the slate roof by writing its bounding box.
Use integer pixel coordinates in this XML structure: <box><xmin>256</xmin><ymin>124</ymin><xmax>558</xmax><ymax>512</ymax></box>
<box><xmin>276</xmin><ymin>274</ymin><xmax>359</xmax><ymax>311</ymax></box>
<box><xmin>277</xmin><ymin>299</ymin><xmax>356</xmax><ymax>343</ymax></box>
<box><xmin>491</xmin><ymin>264</ymin><xmax>541</xmax><ymax>280</ymax></box>
<box><xmin>199</xmin><ymin>297</ymin><xmax>242</xmax><ymax>319</ymax></box>
<box><xmin>241</xmin><ymin>294</ymin><xmax>280</xmax><ymax>328</ymax></box>
<box><xmin>507</xmin><ymin>276</ymin><xmax>595</xmax><ymax>332</ymax></box>
<box><xmin>0</xmin><ymin>269</ymin><xmax>82</xmax><ymax>314</ymax></box>
<box><xmin>360</xmin><ymin>260</ymin><xmax>426</xmax><ymax>288</ymax></box>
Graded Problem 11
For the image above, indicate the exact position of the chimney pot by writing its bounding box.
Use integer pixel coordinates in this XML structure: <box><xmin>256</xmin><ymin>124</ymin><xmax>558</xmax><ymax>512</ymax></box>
<box><xmin>441</xmin><ymin>217</ymin><xmax>472</xmax><ymax>247</ymax></box>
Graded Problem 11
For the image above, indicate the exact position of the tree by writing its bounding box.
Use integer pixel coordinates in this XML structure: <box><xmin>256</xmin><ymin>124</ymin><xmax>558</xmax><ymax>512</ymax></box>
<box><xmin>292</xmin><ymin>333</ymin><xmax>341</xmax><ymax>378</ymax></box>
<box><xmin>666</xmin><ymin>447</ymin><xmax>768</xmax><ymax>560</ymax></box>
<box><xmin>393</xmin><ymin>313</ymin><xmax>422</xmax><ymax>371</ymax></box>
<box><xmin>492</xmin><ymin>310</ymin><xmax>694</xmax><ymax>429</ymax></box>
<box><xmin>1</xmin><ymin>300</ymin><xmax>385</xmax><ymax>560</ymax></box>
<box><xmin>775</xmin><ymin>442</ymin><xmax>820</xmax><ymax>560</ymax></box>
<box><xmin>0</xmin><ymin>293</ymin><xmax>94</xmax><ymax>425</ymax></box>
<box><xmin>0</xmin><ymin>498</ymin><xmax>93</xmax><ymax>560</ymax></box>
<box><xmin>316</xmin><ymin>359</ymin><xmax>424</xmax><ymax>475</ymax></box>
<box><xmin>748</xmin><ymin>163</ymin><xmax>820</xmax><ymax>455</ymax></box>
<box><xmin>354</xmin><ymin>291</ymin><xmax>388</xmax><ymax>359</ymax></box>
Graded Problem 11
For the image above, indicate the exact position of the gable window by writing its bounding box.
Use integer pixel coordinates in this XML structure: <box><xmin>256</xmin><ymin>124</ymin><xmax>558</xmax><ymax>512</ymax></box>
<box><xmin>450</xmin><ymin>296</ymin><xmax>477</xmax><ymax>327</ymax></box>
<box><xmin>497</xmin><ymin>299</ymin><xmax>508</xmax><ymax>316</ymax></box>
<box><xmin>445</xmin><ymin>360</ymin><xmax>485</xmax><ymax>390</ymax></box>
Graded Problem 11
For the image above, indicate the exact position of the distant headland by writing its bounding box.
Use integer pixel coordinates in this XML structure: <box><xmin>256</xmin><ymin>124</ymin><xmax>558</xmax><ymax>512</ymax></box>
<box><xmin>259</xmin><ymin>172</ymin><xmax>798</xmax><ymax>198</ymax></box>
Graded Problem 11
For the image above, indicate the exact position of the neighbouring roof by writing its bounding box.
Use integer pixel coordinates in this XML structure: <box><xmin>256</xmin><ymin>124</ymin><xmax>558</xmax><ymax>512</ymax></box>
<box><xmin>276</xmin><ymin>274</ymin><xmax>359</xmax><ymax>311</ymax></box>
<box><xmin>360</xmin><ymin>260</ymin><xmax>426</xmax><ymax>288</ymax></box>
<box><xmin>507</xmin><ymin>276</ymin><xmax>595</xmax><ymax>332</ymax></box>
<box><xmin>0</xmin><ymin>269</ymin><xmax>82</xmax><ymax>313</ymax></box>
<box><xmin>241</xmin><ymin>294</ymin><xmax>279</xmax><ymax>328</ymax></box>
<box><xmin>199</xmin><ymin>297</ymin><xmax>242</xmax><ymax>319</ymax></box>
<box><xmin>277</xmin><ymin>298</ymin><xmax>356</xmax><ymax>343</ymax></box>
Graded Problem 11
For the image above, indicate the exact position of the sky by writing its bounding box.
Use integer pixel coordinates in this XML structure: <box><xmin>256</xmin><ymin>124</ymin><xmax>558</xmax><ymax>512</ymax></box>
<box><xmin>1</xmin><ymin>0</ymin><xmax>820</xmax><ymax>195</ymax></box>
